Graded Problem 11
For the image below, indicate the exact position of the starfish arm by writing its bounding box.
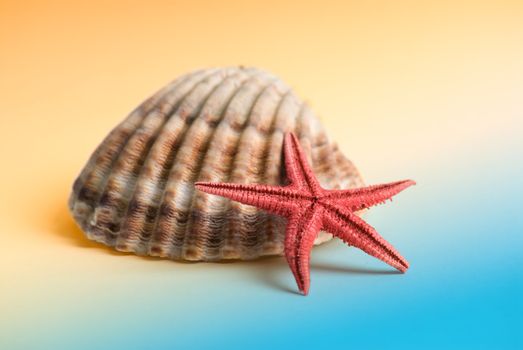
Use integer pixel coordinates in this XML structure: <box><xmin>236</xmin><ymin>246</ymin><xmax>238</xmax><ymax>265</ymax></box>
<box><xmin>283</xmin><ymin>132</ymin><xmax>323</xmax><ymax>195</ymax></box>
<box><xmin>284</xmin><ymin>204</ymin><xmax>323</xmax><ymax>295</ymax></box>
<box><xmin>323</xmin><ymin>180</ymin><xmax>416</xmax><ymax>210</ymax></box>
<box><xmin>322</xmin><ymin>205</ymin><xmax>409</xmax><ymax>272</ymax></box>
<box><xmin>194</xmin><ymin>182</ymin><xmax>299</xmax><ymax>216</ymax></box>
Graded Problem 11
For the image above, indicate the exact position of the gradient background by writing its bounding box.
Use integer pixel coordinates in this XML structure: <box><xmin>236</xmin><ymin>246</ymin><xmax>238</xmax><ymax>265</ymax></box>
<box><xmin>1</xmin><ymin>1</ymin><xmax>522</xmax><ymax>349</ymax></box>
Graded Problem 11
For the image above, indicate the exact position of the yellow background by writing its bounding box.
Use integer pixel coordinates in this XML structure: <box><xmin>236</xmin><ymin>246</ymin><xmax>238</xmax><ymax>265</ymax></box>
<box><xmin>1</xmin><ymin>1</ymin><xmax>522</xmax><ymax>348</ymax></box>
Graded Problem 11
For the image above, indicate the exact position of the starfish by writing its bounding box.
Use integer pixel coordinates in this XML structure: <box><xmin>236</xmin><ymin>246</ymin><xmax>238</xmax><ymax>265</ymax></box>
<box><xmin>195</xmin><ymin>132</ymin><xmax>415</xmax><ymax>295</ymax></box>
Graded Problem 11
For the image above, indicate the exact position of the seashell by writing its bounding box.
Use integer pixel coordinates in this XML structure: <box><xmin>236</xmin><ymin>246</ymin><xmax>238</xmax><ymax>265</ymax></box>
<box><xmin>69</xmin><ymin>66</ymin><xmax>364</xmax><ymax>261</ymax></box>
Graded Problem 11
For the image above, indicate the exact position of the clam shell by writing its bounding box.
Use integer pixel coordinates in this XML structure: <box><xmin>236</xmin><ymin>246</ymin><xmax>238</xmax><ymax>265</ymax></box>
<box><xmin>69</xmin><ymin>67</ymin><xmax>364</xmax><ymax>261</ymax></box>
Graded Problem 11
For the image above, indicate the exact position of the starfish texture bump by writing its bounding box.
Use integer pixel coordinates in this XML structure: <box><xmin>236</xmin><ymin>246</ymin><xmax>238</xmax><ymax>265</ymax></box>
<box><xmin>195</xmin><ymin>132</ymin><xmax>415</xmax><ymax>295</ymax></box>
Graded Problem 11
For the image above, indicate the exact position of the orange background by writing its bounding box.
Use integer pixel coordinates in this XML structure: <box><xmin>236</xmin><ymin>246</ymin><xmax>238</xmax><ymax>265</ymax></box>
<box><xmin>1</xmin><ymin>1</ymin><xmax>522</xmax><ymax>348</ymax></box>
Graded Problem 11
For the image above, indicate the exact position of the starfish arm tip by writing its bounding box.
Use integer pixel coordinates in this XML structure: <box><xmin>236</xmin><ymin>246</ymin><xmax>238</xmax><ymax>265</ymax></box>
<box><xmin>194</xmin><ymin>182</ymin><xmax>222</xmax><ymax>195</ymax></box>
<box><xmin>395</xmin><ymin>257</ymin><xmax>410</xmax><ymax>273</ymax></box>
<box><xmin>194</xmin><ymin>181</ymin><xmax>208</xmax><ymax>189</ymax></box>
<box><xmin>193</xmin><ymin>181</ymin><xmax>231</xmax><ymax>197</ymax></box>
<box><xmin>401</xmin><ymin>260</ymin><xmax>410</xmax><ymax>273</ymax></box>
<box><xmin>394</xmin><ymin>179</ymin><xmax>416</xmax><ymax>192</ymax></box>
<box><xmin>405</xmin><ymin>179</ymin><xmax>416</xmax><ymax>187</ymax></box>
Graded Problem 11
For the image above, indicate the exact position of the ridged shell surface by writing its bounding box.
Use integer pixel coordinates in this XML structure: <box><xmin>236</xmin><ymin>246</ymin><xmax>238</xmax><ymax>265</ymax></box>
<box><xmin>69</xmin><ymin>67</ymin><xmax>364</xmax><ymax>261</ymax></box>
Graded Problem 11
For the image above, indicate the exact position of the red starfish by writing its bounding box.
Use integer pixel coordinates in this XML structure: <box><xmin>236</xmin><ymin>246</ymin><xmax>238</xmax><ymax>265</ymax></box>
<box><xmin>195</xmin><ymin>132</ymin><xmax>415</xmax><ymax>295</ymax></box>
